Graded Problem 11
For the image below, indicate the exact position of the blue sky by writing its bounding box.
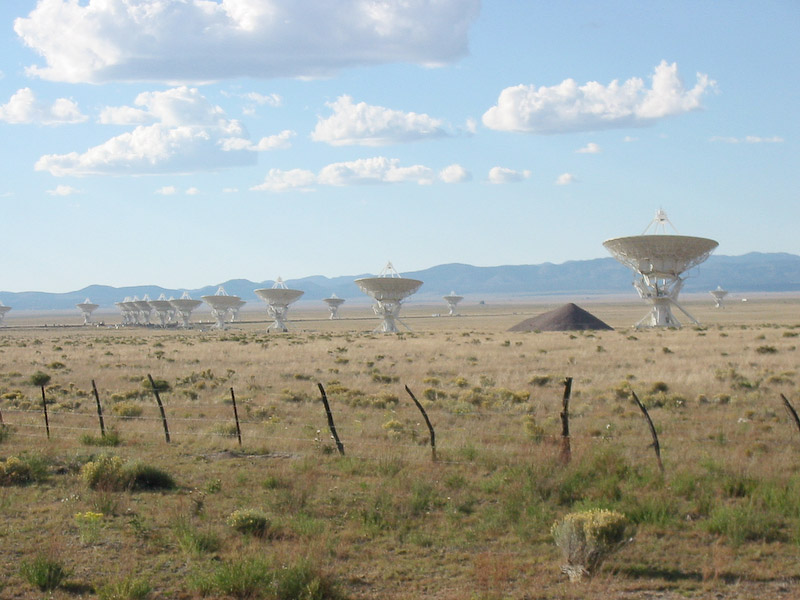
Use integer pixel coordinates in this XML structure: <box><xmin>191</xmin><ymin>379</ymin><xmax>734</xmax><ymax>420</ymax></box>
<box><xmin>0</xmin><ymin>1</ymin><xmax>797</xmax><ymax>293</ymax></box>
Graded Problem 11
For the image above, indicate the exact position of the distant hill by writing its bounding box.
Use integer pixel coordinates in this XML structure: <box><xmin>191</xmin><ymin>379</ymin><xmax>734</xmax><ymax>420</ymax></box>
<box><xmin>1</xmin><ymin>252</ymin><xmax>799</xmax><ymax>311</ymax></box>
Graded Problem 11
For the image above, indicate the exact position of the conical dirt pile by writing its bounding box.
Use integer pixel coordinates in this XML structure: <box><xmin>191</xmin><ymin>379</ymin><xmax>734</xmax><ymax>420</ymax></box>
<box><xmin>508</xmin><ymin>303</ymin><xmax>613</xmax><ymax>332</ymax></box>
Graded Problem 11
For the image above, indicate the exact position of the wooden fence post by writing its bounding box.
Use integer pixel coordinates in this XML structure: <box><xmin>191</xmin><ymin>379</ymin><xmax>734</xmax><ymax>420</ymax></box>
<box><xmin>40</xmin><ymin>385</ymin><xmax>50</xmax><ymax>440</ymax></box>
<box><xmin>317</xmin><ymin>383</ymin><xmax>344</xmax><ymax>456</ymax></box>
<box><xmin>559</xmin><ymin>377</ymin><xmax>573</xmax><ymax>464</ymax></box>
<box><xmin>147</xmin><ymin>374</ymin><xmax>171</xmax><ymax>443</ymax></box>
<box><xmin>91</xmin><ymin>379</ymin><xmax>106</xmax><ymax>438</ymax></box>
<box><xmin>230</xmin><ymin>387</ymin><xmax>242</xmax><ymax>447</ymax></box>
<box><xmin>405</xmin><ymin>385</ymin><xmax>437</xmax><ymax>462</ymax></box>
<box><xmin>630</xmin><ymin>387</ymin><xmax>665</xmax><ymax>474</ymax></box>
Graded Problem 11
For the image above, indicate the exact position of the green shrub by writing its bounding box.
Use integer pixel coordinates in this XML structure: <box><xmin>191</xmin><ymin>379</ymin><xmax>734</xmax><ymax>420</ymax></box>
<box><xmin>143</xmin><ymin>378</ymin><xmax>170</xmax><ymax>392</ymax></box>
<box><xmin>19</xmin><ymin>554</ymin><xmax>71</xmax><ymax>591</ymax></box>
<box><xmin>173</xmin><ymin>517</ymin><xmax>221</xmax><ymax>556</ymax></box>
<box><xmin>705</xmin><ymin>501</ymin><xmax>785</xmax><ymax>545</ymax></box>
<box><xmin>96</xmin><ymin>575</ymin><xmax>152</xmax><ymax>600</ymax></box>
<box><xmin>80</xmin><ymin>430</ymin><xmax>122</xmax><ymax>447</ymax></box>
<box><xmin>82</xmin><ymin>455</ymin><xmax>174</xmax><ymax>491</ymax></box>
<box><xmin>111</xmin><ymin>402</ymin><xmax>143</xmax><ymax>418</ymax></box>
<box><xmin>0</xmin><ymin>456</ymin><xmax>33</xmax><ymax>486</ymax></box>
<box><xmin>125</xmin><ymin>461</ymin><xmax>175</xmax><ymax>491</ymax></box>
<box><xmin>227</xmin><ymin>509</ymin><xmax>272</xmax><ymax>537</ymax></box>
<box><xmin>551</xmin><ymin>509</ymin><xmax>634</xmax><ymax>581</ymax></box>
<box><xmin>29</xmin><ymin>371</ymin><xmax>51</xmax><ymax>387</ymax></box>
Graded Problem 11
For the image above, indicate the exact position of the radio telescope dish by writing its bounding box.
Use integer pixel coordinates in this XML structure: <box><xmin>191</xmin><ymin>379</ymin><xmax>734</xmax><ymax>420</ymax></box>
<box><xmin>201</xmin><ymin>286</ymin><xmax>243</xmax><ymax>330</ymax></box>
<box><xmin>603</xmin><ymin>210</ymin><xmax>718</xmax><ymax>328</ymax></box>
<box><xmin>118</xmin><ymin>297</ymin><xmax>140</xmax><ymax>325</ymax></box>
<box><xmin>443</xmin><ymin>291</ymin><xmax>464</xmax><ymax>316</ymax></box>
<box><xmin>255</xmin><ymin>277</ymin><xmax>304</xmax><ymax>332</ymax></box>
<box><xmin>710</xmin><ymin>285</ymin><xmax>729</xmax><ymax>309</ymax></box>
<box><xmin>0</xmin><ymin>301</ymin><xmax>11</xmax><ymax>326</ymax></box>
<box><xmin>148</xmin><ymin>294</ymin><xmax>174</xmax><ymax>327</ymax></box>
<box><xmin>355</xmin><ymin>262</ymin><xmax>423</xmax><ymax>333</ymax></box>
<box><xmin>133</xmin><ymin>295</ymin><xmax>153</xmax><ymax>325</ymax></box>
<box><xmin>169</xmin><ymin>292</ymin><xmax>203</xmax><ymax>328</ymax></box>
<box><xmin>76</xmin><ymin>298</ymin><xmax>99</xmax><ymax>325</ymax></box>
<box><xmin>323</xmin><ymin>293</ymin><xmax>345</xmax><ymax>319</ymax></box>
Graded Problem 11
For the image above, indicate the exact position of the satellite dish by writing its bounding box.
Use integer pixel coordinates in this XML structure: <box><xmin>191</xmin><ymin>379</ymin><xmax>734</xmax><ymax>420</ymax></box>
<box><xmin>710</xmin><ymin>285</ymin><xmax>729</xmax><ymax>309</ymax></box>
<box><xmin>442</xmin><ymin>291</ymin><xmax>464</xmax><ymax>316</ymax></box>
<box><xmin>355</xmin><ymin>262</ymin><xmax>423</xmax><ymax>333</ymax></box>
<box><xmin>603</xmin><ymin>210</ymin><xmax>718</xmax><ymax>328</ymax></box>
<box><xmin>169</xmin><ymin>292</ymin><xmax>203</xmax><ymax>328</ymax></box>
<box><xmin>76</xmin><ymin>298</ymin><xmax>99</xmax><ymax>325</ymax></box>
<box><xmin>118</xmin><ymin>297</ymin><xmax>140</xmax><ymax>326</ymax></box>
<box><xmin>0</xmin><ymin>301</ymin><xmax>11</xmax><ymax>326</ymax></box>
<box><xmin>149</xmin><ymin>294</ymin><xmax>174</xmax><ymax>327</ymax></box>
<box><xmin>255</xmin><ymin>277</ymin><xmax>304</xmax><ymax>332</ymax></box>
<box><xmin>133</xmin><ymin>295</ymin><xmax>153</xmax><ymax>325</ymax></box>
<box><xmin>323</xmin><ymin>293</ymin><xmax>345</xmax><ymax>319</ymax></box>
<box><xmin>201</xmin><ymin>286</ymin><xmax>244</xmax><ymax>330</ymax></box>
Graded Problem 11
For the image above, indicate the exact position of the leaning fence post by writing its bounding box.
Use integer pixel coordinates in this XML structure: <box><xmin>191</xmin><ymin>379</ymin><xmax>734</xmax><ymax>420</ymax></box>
<box><xmin>147</xmin><ymin>374</ymin><xmax>171</xmax><ymax>443</ymax></box>
<box><xmin>630</xmin><ymin>387</ymin><xmax>665</xmax><ymax>474</ymax></box>
<box><xmin>230</xmin><ymin>387</ymin><xmax>242</xmax><ymax>447</ymax></box>
<box><xmin>780</xmin><ymin>393</ymin><xmax>800</xmax><ymax>439</ymax></box>
<box><xmin>91</xmin><ymin>379</ymin><xmax>106</xmax><ymax>438</ymax></box>
<box><xmin>317</xmin><ymin>383</ymin><xmax>344</xmax><ymax>455</ymax></box>
<box><xmin>40</xmin><ymin>385</ymin><xmax>50</xmax><ymax>440</ymax></box>
<box><xmin>559</xmin><ymin>377</ymin><xmax>573</xmax><ymax>464</ymax></box>
<box><xmin>405</xmin><ymin>385</ymin><xmax>437</xmax><ymax>462</ymax></box>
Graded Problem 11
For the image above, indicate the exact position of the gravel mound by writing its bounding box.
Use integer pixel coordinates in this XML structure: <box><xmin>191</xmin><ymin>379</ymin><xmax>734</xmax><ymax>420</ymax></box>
<box><xmin>509</xmin><ymin>303</ymin><xmax>613</xmax><ymax>332</ymax></box>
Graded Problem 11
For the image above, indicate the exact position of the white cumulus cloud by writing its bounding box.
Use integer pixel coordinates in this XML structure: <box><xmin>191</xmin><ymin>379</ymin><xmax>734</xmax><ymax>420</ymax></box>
<box><xmin>0</xmin><ymin>88</ymin><xmax>86</xmax><ymax>125</ymax></box>
<box><xmin>222</xmin><ymin>129</ymin><xmax>295</xmax><ymax>151</ymax></box>
<box><xmin>576</xmin><ymin>142</ymin><xmax>601</xmax><ymax>154</ymax></box>
<box><xmin>555</xmin><ymin>173</ymin><xmax>576</xmax><ymax>185</ymax></box>
<box><xmin>312</xmin><ymin>96</ymin><xmax>448</xmax><ymax>146</ymax></box>
<box><xmin>488</xmin><ymin>167</ymin><xmax>530</xmax><ymax>184</ymax></box>
<box><xmin>46</xmin><ymin>184</ymin><xmax>80</xmax><ymax>196</ymax></box>
<box><xmin>318</xmin><ymin>157</ymin><xmax>435</xmax><ymax>185</ymax></box>
<box><xmin>710</xmin><ymin>135</ymin><xmax>784</xmax><ymax>144</ymax></box>
<box><xmin>15</xmin><ymin>0</ymin><xmax>479</xmax><ymax>83</ymax></box>
<box><xmin>155</xmin><ymin>186</ymin><xmax>178</xmax><ymax>195</ymax></box>
<box><xmin>482</xmin><ymin>61</ymin><xmax>715</xmax><ymax>134</ymax></box>
<box><xmin>439</xmin><ymin>164</ymin><xmax>471</xmax><ymax>183</ymax></box>
<box><xmin>251</xmin><ymin>168</ymin><xmax>317</xmax><ymax>192</ymax></box>
<box><xmin>36</xmin><ymin>87</ymin><xmax>256</xmax><ymax>176</ymax></box>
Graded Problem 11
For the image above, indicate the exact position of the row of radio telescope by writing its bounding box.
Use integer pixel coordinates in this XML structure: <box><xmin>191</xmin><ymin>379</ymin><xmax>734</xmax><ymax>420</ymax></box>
<box><xmin>73</xmin><ymin>265</ymin><xmax>436</xmax><ymax>333</ymax></box>
<box><xmin>8</xmin><ymin>213</ymin><xmax>730</xmax><ymax>331</ymax></box>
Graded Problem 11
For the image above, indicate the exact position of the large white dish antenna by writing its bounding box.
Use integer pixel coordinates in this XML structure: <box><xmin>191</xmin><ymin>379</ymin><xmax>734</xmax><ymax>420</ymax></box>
<box><xmin>603</xmin><ymin>211</ymin><xmax>718</xmax><ymax>328</ymax></box>
<box><xmin>0</xmin><ymin>302</ymin><xmax>11</xmax><ymax>326</ymax></box>
<box><xmin>355</xmin><ymin>262</ymin><xmax>423</xmax><ymax>333</ymax></box>
<box><xmin>76</xmin><ymin>298</ymin><xmax>100</xmax><ymax>325</ymax></box>
<box><xmin>201</xmin><ymin>287</ymin><xmax>243</xmax><ymax>329</ymax></box>
<box><xmin>710</xmin><ymin>285</ymin><xmax>729</xmax><ymax>309</ymax></box>
<box><xmin>169</xmin><ymin>292</ymin><xmax>203</xmax><ymax>328</ymax></box>
<box><xmin>149</xmin><ymin>294</ymin><xmax>174</xmax><ymax>327</ymax></box>
<box><xmin>323</xmin><ymin>293</ymin><xmax>345</xmax><ymax>319</ymax></box>
<box><xmin>132</xmin><ymin>295</ymin><xmax>153</xmax><ymax>325</ymax></box>
<box><xmin>255</xmin><ymin>277</ymin><xmax>304</xmax><ymax>332</ymax></box>
<box><xmin>119</xmin><ymin>297</ymin><xmax>140</xmax><ymax>326</ymax></box>
<box><xmin>442</xmin><ymin>291</ymin><xmax>464</xmax><ymax>316</ymax></box>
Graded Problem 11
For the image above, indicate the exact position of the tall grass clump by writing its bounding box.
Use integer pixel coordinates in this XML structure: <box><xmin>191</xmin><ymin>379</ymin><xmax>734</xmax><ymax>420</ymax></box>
<box><xmin>227</xmin><ymin>508</ymin><xmax>274</xmax><ymax>538</ymax></box>
<box><xmin>552</xmin><ymin>509</ymin><xmax>634</xmax><ymax>581</ymax></box>
<box><xmin>19</xmin><ymin>553</ymin><xmax>72</xmax><ymax>591</ymax></box>
<box><xmin>96</xmin><ymin>574</ymin><xmax>152</xmax><ymax>600</ymax></box>
<box><xmin>172</xmin><ymin>517</ymin><xmax>221</xmax><ymax>556</ymax></box>
<box><xmin>82</xmin><ymin>454</ymin><xmax>175</xmax><ymax>491</ymax></box>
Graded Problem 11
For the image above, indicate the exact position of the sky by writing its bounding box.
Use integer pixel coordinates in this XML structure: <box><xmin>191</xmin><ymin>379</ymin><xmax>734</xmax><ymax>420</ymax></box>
<box><xmin>0</xmin><ymin>0</ymin><xmax>797</xmax><ymax>293</ymax></box>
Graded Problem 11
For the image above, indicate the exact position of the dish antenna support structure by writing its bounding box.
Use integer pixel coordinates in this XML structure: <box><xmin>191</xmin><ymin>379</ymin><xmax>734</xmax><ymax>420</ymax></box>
<box><xmin>202</xmin><ymin>287</ymin><xmax>244</xmax><ymax>330</ymax></box>
<box><xmin>710</xmin><ymin>286</ymin><xmax>729</xmax><ymax>309</ymax></box>
<box><xmin>170</xmin><ymin>292</ymin><xmax>203</xmax><ymax>328</ymax></box>
<box><xmin>117</xmin><ymin>297</ymin><xmax>139</xmax><ymax>326</ymax></box>
<box><xmin>323</xmin><ymin>293</ymin><xmax>345</xmax><ymax>319</ymax></box>
<box><xmin>255</xmin><ymin>277</ymin><xmax>304</xmax><ymax>332</ymax></box>
<box><xmin>149</xmin><ymin>294</ymin><xmax>175</xmax><ymax>327</ymax></box>
<box><xmin>355</xmin><ymin>262</ymin><xmax>423</xmax><ymax>333</ymax></box>
<box><xmin>443</xmin><ymin>291</ymin><xmax>464</xmax><ymax>316</ymax></box>
<box><xmin>0</xmin><ymin>302</ymin><xmax>11</xmax><ymax>326</ymax></box>
<box><xmin>76</xmin><ymin>298</ymin><xmax>99</xmax><ymax>325</ymax></box>
<box><xmin>133</xmin><ymin>295</ymin><xmax>153</xmax><ymax>325</ymax></box>
<box><xmin>603</xmin><ymin>210</ymin><xmax>718</xmax><ymax>328</ymax></box>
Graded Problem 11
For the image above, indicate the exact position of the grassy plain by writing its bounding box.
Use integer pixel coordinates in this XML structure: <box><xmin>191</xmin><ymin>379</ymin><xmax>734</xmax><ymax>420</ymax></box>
<box><xmin>1</xmin><ymin>296</ymin><xmax>799</xmax><ymax>599</ymax></box>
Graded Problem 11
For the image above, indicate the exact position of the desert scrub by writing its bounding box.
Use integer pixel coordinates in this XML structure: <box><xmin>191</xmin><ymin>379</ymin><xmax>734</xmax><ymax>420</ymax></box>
<box><xmin>111</xmin><ymin>401</ymin><xmax>143</xmax><ymax>418</ymax></box>
<box><xmin>75</xmin><ymin>510</ymin><xmax>104</xmax><ymax>544</ymax></box>
<box><xmin>96</xmin><ymin>574</ymin><xmax>152</xmax><ymax>600</ymax></box>
<box><xmin>227</xmin><ymin>508</ymin><xmax>273</xmax><ymax>537</ymax></box>
<box><xmin>0</xmin><ymin>456</ymin><xmax>33</xmax><ymax>485</ymax></box>
<box><xmin>80</xmin><ymin>430</ymin><xmax>122</xmax><ymax>447</ymax></box>
<box><xmin>551</xmin><ymin>509</ymin><xmax>634</xmax><ymax>581</ymax></box>
<box><xmin>82</xmin><ymin>454</ymin><xmax>175</xmax><ymax>491</ymax></box>
<box><xmin>19</xmin><ymin>553</ymin><xmax>72</xmax><ymax>592</ymax></box>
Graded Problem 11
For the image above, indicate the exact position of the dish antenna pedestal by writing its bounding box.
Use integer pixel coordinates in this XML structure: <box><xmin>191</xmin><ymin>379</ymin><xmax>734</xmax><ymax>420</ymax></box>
<box><xmin>202</xmin><ymin>287</ymin><xmax>244</xmax><ymax>330</ymax></box>
<box><xmin>355</xmin><ymin>262</ymin><xmax>423</xmax><ymax>333</ymax></box>
<box><xmin>710</xmin><ymin>286</ymin><xmax>729</xmax><ymax>308</ymax></box>
<box><xmin>133</xmin><ymin>296</ymin><xmax>153</xmax><ymax>325</ymax></box>
<box><xmin>255</xmin><ymin>277</ymin><xmax>304</xmax><ymax>332</ymax></box>
<box><xmin>118</xmin><ymin>297</ymin><xmax>140</xmax><ymax>326</ymax></box>
<box><xmin>443</xmin><ymin>291</ymin><xmax>464</xmax><ymax>316</ymax></box>
<box><xmin>0</xmin><ymin>302</ymin><xmax>11</xmax><ymax>326</ymax></box>
<box><xmin>170</xmin><ymin>292</ymin><xmax>203</xmax><ymax>328</ymax></box>
<box><xmin>149</xmin><ymin>294</ymin><xmax>175</xmax><ymax>327</ymax></box>
<box><xmin>76</xmin><ymin>298</ymin><xmax>99</xmax><ymax>325</ymax></box>
<box><xmin>323</xmin><ymin>294</ymin><xmax>345</xmax><ymax>319</ymax></box>
<box><xmin>603</xmin><ymin>210</ymin><xmax>718</xmax><ymax>328</ymax></box>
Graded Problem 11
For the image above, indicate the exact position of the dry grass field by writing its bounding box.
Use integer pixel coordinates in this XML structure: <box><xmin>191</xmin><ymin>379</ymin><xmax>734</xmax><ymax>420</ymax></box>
<box><xmin>1</xmin><ymin>296</ymin><xmax>799</xmax><ymax>599</ymax></box>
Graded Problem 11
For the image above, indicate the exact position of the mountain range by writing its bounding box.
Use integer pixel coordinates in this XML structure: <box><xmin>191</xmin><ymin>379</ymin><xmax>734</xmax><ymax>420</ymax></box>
<box><xmin>2</xmin><ymin>252</ymin><xmax>799</xmax><ymax>312</ymax></box>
